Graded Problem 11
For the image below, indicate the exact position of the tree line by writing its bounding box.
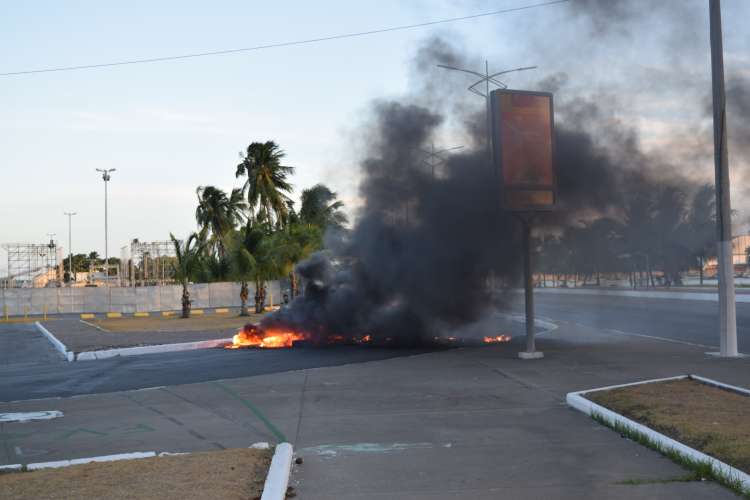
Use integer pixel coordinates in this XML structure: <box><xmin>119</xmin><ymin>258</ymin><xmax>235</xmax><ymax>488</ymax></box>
<box><xmin>536</xmin><ymin>184</ymin><xmax>717</xmax><ymax>287</ymax></box>
<box><xmin>171</xmin><ymin>140</ymin><xmax>346</xmax><ymax>318</ymax></box>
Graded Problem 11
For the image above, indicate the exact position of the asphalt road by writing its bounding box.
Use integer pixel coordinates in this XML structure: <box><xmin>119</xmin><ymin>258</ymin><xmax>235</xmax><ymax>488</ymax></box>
<box><xmin>513</xmin><ymin>291</ymin><xmax>750</xmax><ymax>352</ymax></box>
<box><xmin>0</xmin><ymin>323</ymin><xmax>441</xmax><ymax>402</ymax></box>
<box><xmin>2</xmin><ymin>292</ymin><xmax>747</xmax><ymax>402</ymax></box>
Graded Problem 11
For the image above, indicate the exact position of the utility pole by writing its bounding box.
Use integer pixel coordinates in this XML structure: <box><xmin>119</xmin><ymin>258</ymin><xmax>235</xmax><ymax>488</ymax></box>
<box><xmin>96</xmin><ymin>168</ymin><xmax>116</xmax><ymax>309</ymax></box>
<box><xmin>709</xmin><ymin>0</ymin><xmax>738</xmax><ymax>357</ymax></box>
<box><xmin>64</xmin><ymin>212</ymin><xmax>76</xmax><ymax>286</ymax></box>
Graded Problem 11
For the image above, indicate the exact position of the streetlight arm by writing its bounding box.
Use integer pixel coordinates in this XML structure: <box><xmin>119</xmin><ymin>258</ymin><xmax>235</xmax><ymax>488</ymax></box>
<box><xmin>436</xmin><ymin>64</ymin><xmax>486</xmax><ymax>79</ymax></box>
<box><xmin>488</xmin><ymin>65</ymin><xmax>537</xmax><ymax>79</ymax></box>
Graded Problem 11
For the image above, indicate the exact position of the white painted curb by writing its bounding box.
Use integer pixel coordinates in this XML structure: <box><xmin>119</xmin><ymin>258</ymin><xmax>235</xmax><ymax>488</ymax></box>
<box><xmin>34</xmin><ymin>321</ymin><xmax>231</xmax><ymax>362</ymax></box>
<box><xmin>0</xmin><ymin>451</ymin><xmax>156</xmax><ymax>471</ymax></box>
<box><xmin>75</xmin><ymin>338</ymin><xmax>232</xmax><ymax>361</ymax></box>
<box><xmin>509</xmin><ymin>313</ymin><xmax>558</xmax><ymax>333</ymax></box>
<box><xmin>536</xmin><ymin>286</ymin><xmax>750</xmax><ymax>303</ymax></box>
<box><xmin>261</xmin><ymin>443</ymin><xmax>294</xmax><ymax>500</ymax></box>
<box><xmin>566</xmin><ymin>374</ymin><xmax>750</xmax><ymax>491</ymax></box>
<box><xmin>34</xmin><ymin>322</ymin><xmax>74</xmax><ymax>361</ymax></box>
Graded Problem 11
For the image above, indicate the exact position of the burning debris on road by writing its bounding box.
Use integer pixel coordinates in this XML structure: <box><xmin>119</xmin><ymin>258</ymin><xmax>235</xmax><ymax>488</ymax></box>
<box><xmin>224</xmin><ymin>323</ymin><xmax>511</xmax><ymax>349</ymax></box>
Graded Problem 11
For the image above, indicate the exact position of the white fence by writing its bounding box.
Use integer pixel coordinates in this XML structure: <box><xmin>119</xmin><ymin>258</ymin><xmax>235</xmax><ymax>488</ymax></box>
<box><xmin>0</xmin><ymin>281</ymin><xmax>284</xmax><ymax>316</ymax></box>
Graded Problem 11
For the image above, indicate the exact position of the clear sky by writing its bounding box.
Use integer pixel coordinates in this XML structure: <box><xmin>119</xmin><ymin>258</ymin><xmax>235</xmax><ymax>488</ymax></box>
<box><xmin>1</xmin><ymin>0</ymin><xmax>748</xmax><ymax>274</ymax></box>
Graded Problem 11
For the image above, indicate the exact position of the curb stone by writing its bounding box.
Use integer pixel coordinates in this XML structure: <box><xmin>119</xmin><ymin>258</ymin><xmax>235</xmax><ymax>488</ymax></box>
<box><xmin>566</xmin><ymin>374</ymin><xmax>750</xmax><ymax>492</ymax></box>
<box><xmin>35</xmin><ymin>321</ymin><xmax>231</xmax><ymax>362</ymax></box>
<box><xmin>261</xmin><ymin>443</ymin><xmax>294</xmax><ymax>500</ymax></box>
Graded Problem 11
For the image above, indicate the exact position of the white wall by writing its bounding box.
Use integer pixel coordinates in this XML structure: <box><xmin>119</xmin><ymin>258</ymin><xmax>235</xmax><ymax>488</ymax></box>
<box><xmin>0</xmin><ymin>280</ymin><xmax>286</xmax><ymax>316</ymax></box>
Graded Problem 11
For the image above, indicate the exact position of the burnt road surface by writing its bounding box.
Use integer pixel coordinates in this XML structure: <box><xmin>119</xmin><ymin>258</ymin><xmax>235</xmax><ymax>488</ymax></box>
<box><xmin>510</xmin><ymin>291</ymin><xmax>750</xmax><ymax>352</ymax></box>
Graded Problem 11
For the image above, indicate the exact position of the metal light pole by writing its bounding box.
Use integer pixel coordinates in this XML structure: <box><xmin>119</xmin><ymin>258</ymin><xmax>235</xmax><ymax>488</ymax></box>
<box><xmin>64</xmin><ymin>212</ymin><xmax>76</xmax><ymax>286</ymax></box>
<box><xmin>709</xmin><ymin>0</ymin><xmax>738</xmax><ymax>357</ymax></box>
<box><xmin>96</xmin><ymin>168</ymin><xmax>116</xmax><ymax>292</ymax></box>
<box><xmin>420</xmin><ymin>143</ymin><xmax>464</xmax><ymax>179</ymax></box>
<box><xmin>437</xmin><ymin>62</ymin><xmax>536</xmax><ymax>163</ymax></box>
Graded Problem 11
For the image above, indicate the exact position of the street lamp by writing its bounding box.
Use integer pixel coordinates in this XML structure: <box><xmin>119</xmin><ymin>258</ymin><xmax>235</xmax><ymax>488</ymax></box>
<box><xmin>64</xmin><ymin>212</ymin><xmax>76</xmax><ymax>286</ymax></box>
<box><xmin>96</xmin><ymin>168</ymin><xmax>116</xmax><ymax>288</ymax></box>
<box><xmin>709</xmin><ymin>0</ymin><xmax>738</xmax><ymax>357</ymax></box>
<box><xmin>420</xmin><ymin>143</ymin><xmax>464</xmax><ymax>179</ymax></box>
<box><xmin>437</xmin><ymin>61</ymin><xmax>536</xmax><ymax>162</ymax></box>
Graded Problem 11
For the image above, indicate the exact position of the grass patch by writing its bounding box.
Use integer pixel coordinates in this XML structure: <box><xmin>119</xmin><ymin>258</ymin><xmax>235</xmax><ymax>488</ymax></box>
<box><xmin>0</xmin><ymin>448</ymin><xmax>272</xmax><ymax>500</ymax></box>
<box><xmin>588</xmin><ymin>378</ymin><xmax>750</xmax><ymax>474</ymax></box>
<box><xmin>585</xmin><ymin>376</ymin><xmax>750</xmax><ymax>498</ymax></box>
<box><xmin>615</xmin><ymin>471</ymin><xmax>705</xmax><ymax>485</ymax></box>
<box><xmin>92</xmin><ymin>312</ymin><xmax>266</xmax><ymax>333</ymax></box>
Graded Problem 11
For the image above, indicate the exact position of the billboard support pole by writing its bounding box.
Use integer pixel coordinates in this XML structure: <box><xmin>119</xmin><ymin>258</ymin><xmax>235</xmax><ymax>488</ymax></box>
<box><xmin>709</xmin><ymin>0</ymin><xmax>738</xmax><ymax>357</ymax></box>
<box><xmin>519</xmin><ymin>214</ymin><xmax>542</xmax><ymax>359</ymax></box>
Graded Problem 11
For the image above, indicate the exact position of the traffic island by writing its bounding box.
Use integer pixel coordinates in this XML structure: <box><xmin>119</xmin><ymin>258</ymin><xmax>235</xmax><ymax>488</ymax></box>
<box><xmin>0</xmin><ymin>448</ymin><xmax>273</xmax><ymax>500</ymax></box>
<box><xmin>34</xmin><ymin>314</ymin><xmax>267</xmax><ymax>361</ymax></box>
<box><xmin>567</xmin><ymin>375</ymin><xmax>750</xmax><ymax>497</ymax></box>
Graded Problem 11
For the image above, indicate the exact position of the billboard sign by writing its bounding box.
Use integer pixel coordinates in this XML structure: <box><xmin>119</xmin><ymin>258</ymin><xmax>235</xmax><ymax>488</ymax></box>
<box><xmin>490</xmin><ymin>89</ymin><xmax>555</xmax><ymax>211</ymax></box>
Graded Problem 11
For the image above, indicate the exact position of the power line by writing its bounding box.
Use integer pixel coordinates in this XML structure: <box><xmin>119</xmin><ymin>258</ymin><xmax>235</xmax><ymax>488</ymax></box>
<box><xmin>0</xmin><ymin>0</ymin><xmax>569</xmax><ymax>77</ymax></box>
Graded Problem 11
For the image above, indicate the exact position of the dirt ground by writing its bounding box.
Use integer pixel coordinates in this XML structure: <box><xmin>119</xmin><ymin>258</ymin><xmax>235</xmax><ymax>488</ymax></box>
<box><xmin>0</xmin><ymin>448</ymin><xmax>272</xmax><ymax>500</ymax></box>
<box><xmin>92</xmin><ymin>312</ymin><xmax>266</xmax><ymax>333</ymax></box>
<box><xmin>588</xmin><ymin>377</ymin><xmax>750</xmax><ymax>474</ymax></box>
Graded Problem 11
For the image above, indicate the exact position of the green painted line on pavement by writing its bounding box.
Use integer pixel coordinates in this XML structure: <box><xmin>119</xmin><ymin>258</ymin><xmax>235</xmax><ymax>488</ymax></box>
<box><xmin>212</xmin><ymin>381</ymin><xmax>287</xmax><ymax>443</ymax></box>
<box><xmin>60</xmin><ymin>428</ymin><xmax>108</xmax><ymax>440</ymax></box>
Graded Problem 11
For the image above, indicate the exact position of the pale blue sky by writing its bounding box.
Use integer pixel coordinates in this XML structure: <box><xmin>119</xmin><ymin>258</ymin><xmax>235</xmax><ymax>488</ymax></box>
<box><xmin>1</xmin><ymin>1</ymin><xmax>748</xmax><ymax>273</ymax></box>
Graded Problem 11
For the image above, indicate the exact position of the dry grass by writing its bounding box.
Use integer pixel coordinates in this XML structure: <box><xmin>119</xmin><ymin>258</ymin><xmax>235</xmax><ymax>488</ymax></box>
<box><xmin>588</xmin><ymin>378</ymin><xmax>750</xmax><ymax>474</ymax></box>
<box><xmin>92</xmin><ymin>313</ymin><xmax>266</xmax><ymax>333</ymax></box>
<box><xmin>0</xmin><ymin>448</ymin><xmax>272</xmax><ymax>500</ymax></box>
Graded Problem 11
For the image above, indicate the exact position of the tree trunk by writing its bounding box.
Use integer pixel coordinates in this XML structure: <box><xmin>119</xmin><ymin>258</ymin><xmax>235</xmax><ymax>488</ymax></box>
<box><xmin>254</xmin><ymin>281</ymin><xmax>266</xmax><ymax>314</ymax></box>
<box><xmin>596</xmin><ymin>270</ymin><xmax>601</xmax><ymax>286</ymax></box>
<box><xmin>699</xmin><ymin>256</ymin><xmax>704</xmax><ymax>286</ymax></box>
<box><xmin>290</xmin><ymin>271</ymin><xmax>298</xmax><ymax>298</ymax></box>
<box><xmin>239</xmin><ymin>282</ymin><xmax>249</xmax><ymax>316</ymax></box>
<box><xmin>181</xmin><ymin>283</ymin><xmax>191</xmax><ymax>319</ymax></box>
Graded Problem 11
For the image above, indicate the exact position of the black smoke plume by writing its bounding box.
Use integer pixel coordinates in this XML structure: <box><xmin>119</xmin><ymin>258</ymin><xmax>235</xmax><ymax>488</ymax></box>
<box><xmin>262</xmin><ymin>2</ymin><xmax>749</xmax><ymax>341</ymax></box>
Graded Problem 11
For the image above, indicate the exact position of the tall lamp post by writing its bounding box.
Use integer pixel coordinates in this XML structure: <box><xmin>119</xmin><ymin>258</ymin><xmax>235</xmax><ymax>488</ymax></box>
<box><xmin>708</xmin><ymin>0</ymin><xmax>738</xmax><ymax>357</ymax></box>
<box><xmin>64</xmin><ymin>212</ymin><xmax>76</xmax><ymax>285</ymax></box>
<box><xmin>420</xmin><ymin>143</ymin><xmax>464</xmax><ymax>179</ymax></box>
<box><xmin>96</xmin><ymin>168</ymin><xmax>116</xmax><ymax>291</ymax></box>
<box><xmin>437</xmin><ymin>62</ymin><xmax>536</xmax><ymax>162</ymax></box>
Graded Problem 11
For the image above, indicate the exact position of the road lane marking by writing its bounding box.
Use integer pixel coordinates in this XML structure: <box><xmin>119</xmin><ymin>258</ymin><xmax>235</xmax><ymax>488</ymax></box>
<box><xmin>0</xmin><ymin>411</ymin><xmax>63</xmax><ymax>423</ymax></box>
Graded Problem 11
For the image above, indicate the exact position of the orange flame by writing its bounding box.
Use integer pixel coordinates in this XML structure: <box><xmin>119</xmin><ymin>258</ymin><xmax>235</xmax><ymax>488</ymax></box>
<box><xmin>225</xmin><ymin>325</ymin><xmax>308</xmax><ymax>349</ymax></box>
<box><xmin>483</xmin><ymin>334</ymin><xmax>512</xmax><ymax>343</ymax></box>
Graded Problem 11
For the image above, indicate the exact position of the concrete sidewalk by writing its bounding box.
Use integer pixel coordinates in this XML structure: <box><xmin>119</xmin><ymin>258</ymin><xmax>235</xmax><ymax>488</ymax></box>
<box><xmin>2</xmin><ymin>323</ymin><xmax>748</xmax><ymax>499</ymax></box>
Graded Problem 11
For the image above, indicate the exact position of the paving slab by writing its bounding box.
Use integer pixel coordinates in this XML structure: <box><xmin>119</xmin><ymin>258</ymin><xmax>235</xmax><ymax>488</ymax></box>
<box><xmin>1</xmin><ymin>321</ymin><xmax>748</xmax><ymax>498</ymax></box>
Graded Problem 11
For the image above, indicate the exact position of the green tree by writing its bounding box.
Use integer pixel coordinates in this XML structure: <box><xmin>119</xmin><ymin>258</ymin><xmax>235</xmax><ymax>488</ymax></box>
<box><xmin>299</xmin><ymin>184</ymin><xmax>348</xmax><ymax>229</ymax></box>
<box><xmin>235</xmin><ymin>141</ymin><xmax>294</xmax><ymax>229</ymax></box>
<box><xmin>272</xmin><ymin>222</ymin><xmax>323</xmax><ymax>298</ymax></box>
<box><xmin>170</xmin><ymin>233</ymin><xmax>204</xmax><ymax>318</ymax></box>
<box><xmin>681</xmin><ymin>184</ymin><xmax>716</xmax><ymax>286</ymax></box>
<box><xmin>231</xmin><ymin>223</ymin><xmax>284</xmax><ymax>314</ymax></box>
<box><xmin>195</xmin><ymin>186</ymin><xmax>246</xmax><ymax>259</ymax></box>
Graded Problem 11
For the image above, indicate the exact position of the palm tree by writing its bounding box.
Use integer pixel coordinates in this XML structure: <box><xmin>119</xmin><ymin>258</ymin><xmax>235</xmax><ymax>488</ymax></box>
<box><xmin>195</xmin><ymin>186</ymin><xmax>246</xmax><ymax>258</ymax></box>
<box><xmin>232</xmin><ymin>223</ymin><xmax>283</xmax><ymax>314</ymax></box>
<box><xmin>273</xmin><ymin>223</ymin><xmax>323</xmax><ymax>299</ymax></box>
<box><xmin>235</xmin><ymin>141</ymin><xmax>294</xmax><ymax>228</ymax></box>
<box><xmin>299</xmin><ymin>184</ymin><xmax>348</xmax><ymax>229</ymax></box>
<box><xmin>170</xmin><ymin>233</ymin><xmax>204</xmax><ymax>318</ymax></box>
